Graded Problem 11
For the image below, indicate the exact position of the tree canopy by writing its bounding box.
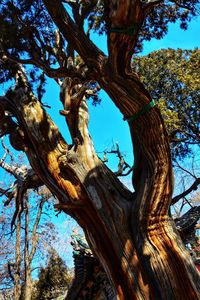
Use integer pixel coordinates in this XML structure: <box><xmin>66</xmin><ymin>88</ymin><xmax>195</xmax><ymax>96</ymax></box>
<box><xmin>0</xmin><ymin>0</ymin><xmax>200</xmax><ymax>86</ymax></box>
<box><xmin>33</xmin><ymin>249</ymin><xmax>71</xmax><ymax>300</ymax></box>
<box><xmin>134</xmin><ymin>48</ymin><xmax>200</xmax><ymax>158</ymax></box>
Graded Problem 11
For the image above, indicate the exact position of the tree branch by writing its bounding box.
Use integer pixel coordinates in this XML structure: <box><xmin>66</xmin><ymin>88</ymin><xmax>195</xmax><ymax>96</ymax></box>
<box><xmin>0</xmin><ymin>186</ymin><xmax>11</xmax><ymax>198</ymax></box>
<box><xmin>172</xmin><ymin>178</ymin><xmax>200</xmax><ymax>205</ymax></box>
<box><xmin>43</xmin><ymin>0</ymin><xmax>105</xmax><ymax>71</ymax></box>
<box><xmin>174</xmin><ymin>160</ymin><xmax>197</xmax><ymax>179</ymax></box>
<box><xmin>0</xmin><ymin>141</ymin><xmax>18</xmax><ymax>178</ymax></box>
<box><xmin>175</xmin><ymin>205</ymin><xmax>200</xmax><ymax>233</ymax></box>
<box><xmin>29</xmin><ymin>199</ymin><xmax>46</xmax><ymax>262</ymax></box>
<box><xmin>169</xmin><ymin>0</ymin><xmax>192</xmax><ymax>10</ymax></box>
<box><xmin>1</xmin><ymin>54</ymin><xmax>84</xmax><ymax>80</ymax></box>
<box><xmin>107</xmin><ymin>0</ymin><xmax>146</xmax><ymax>73</ymax></box>
<box><xmin>104</xmin><ymin>143</ymin><xmax>133</xmax><ymax>177</ymax></box>
<box><xmin>7</xmin><ymin>262</ymin><xmax>15</xmax><ymax>282</ymax></box>
<box><xmin>141</xmin><ymin>0</ymin><xmax>162</xmax><ymax>10</ymax></box>
<box><xmin>0</xmin><ymin>142</ymin><xmax>43</xmax><ymax>230</ymax></box>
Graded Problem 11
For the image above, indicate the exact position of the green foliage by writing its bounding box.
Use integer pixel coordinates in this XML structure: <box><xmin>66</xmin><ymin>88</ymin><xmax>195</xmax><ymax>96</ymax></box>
<box><xmin>133</xmin><ymin>48</ymin><xmax>200</xmax><ymax>158</ymax></box>
<box><xmin>0</xmin><ymin>1</ymin><xmax>199</xmax><ymax>63</ymax></box>
<box><xmin>32</xmin><ymin>249</ymin><xmax>71</xmax><ymax>300</ymax></box>
<box><xmin>0</xmin><ymin>1</ymin><xmax>55</xmax><ymax>79</ymax></box>
<box><xmin>84</xmin><ymin>1</ymin><xmax>200</xmax><ymax>51</ymax></box>
<box><xmin>137</xmin><ymin>1</ymin><xmax>200</xmax><ymax>51</ymax></box>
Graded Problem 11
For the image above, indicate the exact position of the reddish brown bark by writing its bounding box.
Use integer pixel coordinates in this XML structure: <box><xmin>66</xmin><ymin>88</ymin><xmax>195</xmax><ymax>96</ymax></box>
<box><xmin>0</xmin><ymin>0</ymin><xmax>200</xmax><ymax>299</ymax></box>
<box><xmin>1</xmin><ymin>71</ymin><xmax>199</xmax><ymax>299</ymax></box>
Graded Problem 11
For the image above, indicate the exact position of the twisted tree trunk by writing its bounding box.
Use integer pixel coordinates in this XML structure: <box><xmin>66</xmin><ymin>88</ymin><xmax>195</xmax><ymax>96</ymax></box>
<box><xmin>1</xmin><ymin>72</ymin><xmax>199</xmax><ymax>299</ymax></box>
<box><xmin>0</xmin><ymin>0</ymin><xmax>199</xmax><ymax>299</ymax></box>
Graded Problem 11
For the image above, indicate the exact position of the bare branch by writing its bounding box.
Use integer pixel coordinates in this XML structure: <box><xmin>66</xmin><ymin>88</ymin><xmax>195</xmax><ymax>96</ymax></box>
<box><xmin>0</xmin><ymin>146</ymin><xmax>43</xmax><ymax>230</ymax></box>
<box><xmin>29</xmin><ymin>199</ymin><xmax>46</xmax><ymax>262</ymax></box>
<box><xmin>10</xmin><ymin>186</ymin><xmax>25</xmax><ymax>232</ymax></box>
<box><xmin>102</xmin><ymin>143</ymin><xmax>133</xmax><ymax>177</ymax></box>
<box><xmin>169</xmin><ymin>0</ymin><xmax>192</xmax><ymax>10</ymax></box>
<box><xmin>44</xmin><ymin>0</ymin><xmax>105</xmax><ymax>71</ymax></box>
<box><xmin>174</xmin><ymin>160</ymin><xmax>197</xmax><ymax>179</ymax></box>
<box><xmin>0</xmin><ymin>141</ymin><xmax>27</xmax><ymax>180</ymax></box>
<box><xmin>0</xmin><ymin>186</ymin><xmax>11</xmax><ymax>197</ymax></box>
<box><xmin>118</xmin><ymin>166</ymin><xmax>134</xmax><ymax>177</ymax></box>
<box><xmin>7</xmin><ymin>262</ymin><xmax>15</xmax><ymax>282</ymax></box>
<box><xmin>172</xmin><ymin>178</ymin><xmax>200</xmax><ymax>205</ymax></box>
<box><xmin>1</xmin><ymin>54</ymin><xmax>84</xmax><ymax>80</ymax></box>
<box><xmin>0</xmin><ymin>153</ymin><xmax>17</xmax><ymax>178</ymax></box>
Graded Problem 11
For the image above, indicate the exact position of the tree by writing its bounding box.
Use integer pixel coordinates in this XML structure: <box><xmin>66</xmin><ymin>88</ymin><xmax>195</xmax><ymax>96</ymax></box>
<box><xmin>133</xmin><ymin>48</ymin><xmax>200</xmax><ymax>158</ymax></box>
<box><xmin>0</xmin><ymin>215</ymin><xmax>14</xmax><ymax>295</ymax></box>
<box><xmin>33</xmin><ymin>249</ymin><xmax>71</xmax><ymax>300</ymax></box>
<box><xmin>0</xmin><ymin>146</ymin><xmax>61</xmax><ymax>300</ymax></box>
<box><xmin>0</xmin><ymin>1</ymin><xmax>199</xmax><ymax>299</ymax></box>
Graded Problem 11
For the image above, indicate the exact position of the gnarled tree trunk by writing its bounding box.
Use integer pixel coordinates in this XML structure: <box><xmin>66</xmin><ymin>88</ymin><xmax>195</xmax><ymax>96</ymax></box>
<box><xmin>0</xmin><ymin>0</ymin><xmax>200</xmax><ymax>299</ymax></box>
<box><xmin>1</xmin><ymin>71</ymin><xmax>199</xmax><ymax>299</ymax></box>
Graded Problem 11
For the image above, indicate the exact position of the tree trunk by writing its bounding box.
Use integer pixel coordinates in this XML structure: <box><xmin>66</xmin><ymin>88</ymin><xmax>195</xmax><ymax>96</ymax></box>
<box><xmin>23</xmin><ymin>196</ymin><xmax>32</xmax><ymax>300</ymax></box>
<box><xmin>22</xmin><ymin>273</ymin><xmax>32</xmax><ymax>300</ymax></box>
<box><xmin>97</xmin><ymin>74</ymin><xmax>200</xmax><ymax>299</ymax></box>
<box><xmin>14</xmin><ymin>213</ymin><xmax>21</xmax><ymax>300</ymax></box>
<box><xmin>1</xmin><ymin>0</ymin><xmax>200</xmax><ymax>297</ymax></box>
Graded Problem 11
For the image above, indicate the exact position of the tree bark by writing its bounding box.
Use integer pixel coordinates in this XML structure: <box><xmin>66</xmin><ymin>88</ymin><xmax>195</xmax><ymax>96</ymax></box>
<box><xmin>23</xmin><ymin>195</ymin><xmax>32</xmax><ymax>300</ymax></box>
<box><xmin>14</xmin><ymin>211</ymin><xmax>21</xmax><ymax>300</ymax></box>
<box><xmin>1</xmin><ymin>0</ymin><xmax>200</xmax><ymax>299</ymax></box>
<box><xmin>21</xmin><ymin>194</ymin><xmax>44</xmax><ymax>300</ymax></box>
<box><xmin>96</xmin><ymin>75</ymin><xmax>200</xmax><ymax>299</ymax></box>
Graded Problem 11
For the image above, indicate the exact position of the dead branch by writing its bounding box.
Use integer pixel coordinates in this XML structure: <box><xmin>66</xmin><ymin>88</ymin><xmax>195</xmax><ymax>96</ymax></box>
<box><xmin>104</xmin><ymin>143</ymin><xmax>133</xmax><ymax>177</ymax></box>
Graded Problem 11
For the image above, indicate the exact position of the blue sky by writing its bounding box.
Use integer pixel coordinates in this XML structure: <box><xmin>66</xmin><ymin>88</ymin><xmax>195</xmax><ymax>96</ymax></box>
<box><xmin>0</xmin><ymin>16</ymin><xmax>199</xmax><ymax>269</ymax></box>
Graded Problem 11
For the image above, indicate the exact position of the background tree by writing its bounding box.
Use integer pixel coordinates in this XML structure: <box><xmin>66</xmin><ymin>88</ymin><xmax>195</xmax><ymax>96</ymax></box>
<box><xmin>0</xmin><ymin>215</ymin><xmax>14</xmax><ymax>296</ymax></box>
<box><xmin>32</xmin><ymin>249</ymin><xmax>72</xmax><ymax>300</ymax></box>
<box><xmin>0</xmin><ymin>1</ymin><xmax>199</xmax><ymax>299</ymax></box>
<box><xmin>133</xmin><ymin>48</ymin><xmax>200</xmax><ymax>158</ymax></box>
<box><xmin>0</xmin><ymin>146</ymin><xmax>65</xmax><ymax>300</ymax></box>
